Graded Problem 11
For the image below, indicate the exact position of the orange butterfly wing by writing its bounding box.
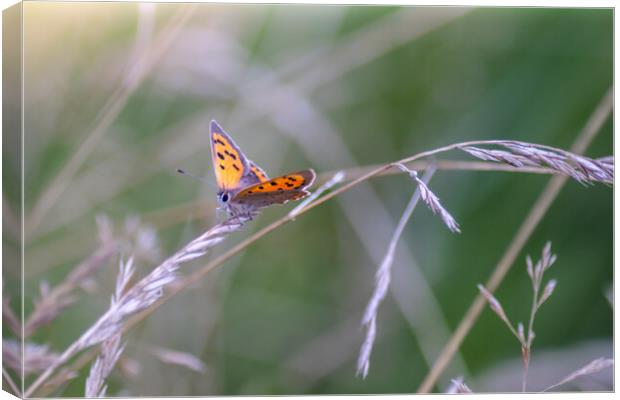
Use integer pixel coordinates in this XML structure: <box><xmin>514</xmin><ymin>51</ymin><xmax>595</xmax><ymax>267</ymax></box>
<box><xmin>232</xmin><ymin>170</ymin><xmax>316</xmax><ymax>207</ymax></box>
<box><xmin>248</xmin><ymin>161</ymin><xmax>269</xmax><ymax>183</ymax></box>
<box><xmin>210</xmin><ymin>120</ymin><xmax>250</xmax><ymax>191</ymax></box>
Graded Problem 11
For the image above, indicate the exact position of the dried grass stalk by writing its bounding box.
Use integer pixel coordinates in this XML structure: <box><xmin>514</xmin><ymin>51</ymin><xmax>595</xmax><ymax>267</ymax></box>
<box><xmin>25</xmin><ymin>243</ymin><xmax>118</xmax><ymax>337</ymax></box>
<box><xmin>85</xmin><ymin>257</ymin><xmax>135</xmax><ymax>397</ymax></box>
<box><xmin>394</xmin><ymin>163</ymin><xmax>460</xmax><ymax>233</ymax></box>
<box><xmin>82</xmin><ymin>216</ymin><xmax>249</xmax><ymax>348</ymax></box>
<box><xmin>357</xmin><ymin>167</ymin><xmax>436</xmax><ymax>378</ymax></box>
<box><xmin>26</xmin><ymin>215</ymin><xmax>252</xmax><ymax>397</ymax></box>
<box><xmin>479</xmin><ymin>242</ymin><xmax>558</xmax><ymax>392</ymax></box>
<box><xmin>85</xmin><ymin>334</ymin><xmax>124</xmax><ymax>397</ymax></box>
<box><xmin>118</xmin><ymin>357</ymin><xmax>141</xmax><ymax>380</ymax></box>
<box><xmin>461</xmin><ymin>141</ymin><xmax>613</xmax><ymax>185</ymax></box>
<box><xmin>97</xmin><ymin>214</ymin><xmax>161</xmax><ymax>263</ymax></box>
<box><xmin>3</xmin><ymin>339</ymin><xmax>60</xmax><ymax>376</ymax></box>
<box><xmin>543</xmin><ymin>358</ymin><xmax>613</xmax><ymax>392</ymax></box>
<box><xmin>147</xmin><ymin>346</ymin><xmax>206</xmax><ymax>373</ymax></box>
<box><xmin>29</xmin><ymin>135</ymin><xmax>612</xmax><ymax>395</ymax></box>
<box><xmin>446</xmin><ymin>377</ymin><xmax>472</xmax><ymax>394</ymax></box>
<box><xmin>2</xmin><ymin>295</ymin><xmax>21</xmax><ymax>338</ymax></box>
<box><xmin>41</xmin><ymin>368</ymin><xmax>78</xmax><ymax>394</ymax></box>
<box><xmin>477</xmin><ymin>285</ymin><xmax>513</xmax><ymax>332</ymax></box>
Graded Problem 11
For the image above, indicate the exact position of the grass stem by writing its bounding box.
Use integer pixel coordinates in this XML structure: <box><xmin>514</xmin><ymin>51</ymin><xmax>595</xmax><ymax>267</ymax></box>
<box><xmin>416</xmin><ymin>86</ymin><xmax>612</xmax><ymax>393</ymax></box>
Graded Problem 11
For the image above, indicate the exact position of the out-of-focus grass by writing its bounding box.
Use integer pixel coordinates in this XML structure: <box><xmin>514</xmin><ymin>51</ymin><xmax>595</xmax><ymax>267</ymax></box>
<box><xmin>4</xmin><ymin>4</ymin><xmax>612</xmax><ymax>396</ymax></box>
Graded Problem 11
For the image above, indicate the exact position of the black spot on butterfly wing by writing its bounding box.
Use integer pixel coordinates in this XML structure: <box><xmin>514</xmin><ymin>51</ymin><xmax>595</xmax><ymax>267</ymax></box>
<box><xmin>210</xmin><ymin>121</ymin><xmax>252</xmax><ymax>172</ymax></box>
<box><xmin>233</xmin><ymin>169</ymin><xmax>315</xmax><ymax>203</ymax></box>
<box><xmin>224</xmin><ymin>150</ymin><xmax>238</xmax><ymax>160</ymax></box>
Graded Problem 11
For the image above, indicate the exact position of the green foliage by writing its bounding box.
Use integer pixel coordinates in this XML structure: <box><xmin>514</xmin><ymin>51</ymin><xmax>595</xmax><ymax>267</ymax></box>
<box><xmin>7</xmin><ymin>4</ymin><xmax>612</xmax><ymax>395</ymax></box>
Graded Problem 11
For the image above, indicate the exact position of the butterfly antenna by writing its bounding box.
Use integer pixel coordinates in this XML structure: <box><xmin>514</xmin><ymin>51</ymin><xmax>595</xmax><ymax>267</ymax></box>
<box><xmin>177</xmin><ymin>169</ymin><xmax>216</xmax><ymax>188</ymax></box>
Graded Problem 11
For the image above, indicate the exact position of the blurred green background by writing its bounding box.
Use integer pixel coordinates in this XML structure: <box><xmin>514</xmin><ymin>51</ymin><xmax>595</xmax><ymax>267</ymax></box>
<box><xmin>3</xmin><ymin>3</ymin><xmax>612</xmax><ymax>396</ymax></box>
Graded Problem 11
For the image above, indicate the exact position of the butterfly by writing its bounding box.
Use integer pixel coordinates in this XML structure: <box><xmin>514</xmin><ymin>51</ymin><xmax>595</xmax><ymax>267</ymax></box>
<box><xmin>209</xmin><ymin>120</ymin><xmax>316</xmax><ymax>217</ymax></box>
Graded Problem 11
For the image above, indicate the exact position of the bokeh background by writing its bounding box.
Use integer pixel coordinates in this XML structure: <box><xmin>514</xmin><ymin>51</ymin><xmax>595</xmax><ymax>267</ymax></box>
<box><xmin>3</xmin><ymin>3</ymin><xmax>613</xmax><ymax>396</ymax></box>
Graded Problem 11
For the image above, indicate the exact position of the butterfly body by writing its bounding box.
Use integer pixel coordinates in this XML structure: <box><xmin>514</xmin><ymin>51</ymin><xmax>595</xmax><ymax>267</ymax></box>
<box><xmin>210</xmin><ymin>120</ymin><xmax>315</xmax><ymax>217</ymax></box>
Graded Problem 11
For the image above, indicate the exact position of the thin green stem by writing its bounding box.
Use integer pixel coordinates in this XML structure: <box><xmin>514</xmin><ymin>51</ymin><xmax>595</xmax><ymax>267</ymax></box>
<box><xmin>26</xmin><ymin>139</ymin><xmax>515</xmax><ymax>395</ymax></box>
<box><xmin>523</xmin><ymin>284</ymin><xmax>539</xmax><ymax>392</ymax></box>
<box><xmin>28</xmin><ymin>134</ymin><xmax>611</xmax><ymax>396</ymax></box>
<box><xmin>501</xmin><ymin>318</ymin><xmax>522</xmax><ymax>345</ymax></box>
<box><xmin>417</xmin><ymin>87</ymin><xmax>612</xmax><ymax>393</ymax></box>
<box><xmin>527</xmin><ymin>286</ymin><xmax>539</xmax><ymax>349</ymax></box>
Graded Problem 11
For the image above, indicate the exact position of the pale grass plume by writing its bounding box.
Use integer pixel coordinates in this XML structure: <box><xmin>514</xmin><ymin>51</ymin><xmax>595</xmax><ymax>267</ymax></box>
<box><xmin>25</xmin><ymin>214</ymin><xmax>252</xmax><ymax>397</ymax></box>
<box><xmin>356</xmin><ymin>168</ymin><xmax>437</xmax><ymax>378</ymax></box>
<box><xmin>538</xmin><ymin>279</ymin><xmax>557</xmax><ymax>307</ymax></box>
<box><xmin>597</xmin><ymin>155</ymin><xmax>613</xmax><ymax>169</ymax></box>
<box><xmin>85</xmin><ymin>257</ymin><xmax>133</xmax><ymax>397</ymax></box>
<box><xmin>517</xmin><ymin>322</ymin><xmax>526</xmax><ymax>344</ymax></box>
<box><xmin>356</xmin><ymin>316</ymin><xmax>376</xmax><ymax>379</ymax></box>
<box><xmin>394</xmin><ymin>163</ymin><xmax>460</xmax><ymax>233</ymax></box>
<box><xmin>24</xmin><ymin>243</ymin><xmax>118</xmax><ymax>337</ymax></box>
<box><xmin>15</xmin><ymin>7</ymin><xmax>612</xmax><ymax>397</ymax></box>
<box><xmin>97</xmin><ymin>213</ymin><xmax>161</xmax><ymax>263</ymax></box>
<box><xmin>147</xmin><ymin>346</ymin><xmax>207</xmax><ymax>373</ymax></box>
<box><xmin>542</xmin><ymin>358</ymin><xmax>614</xmax><ymax>392</ymax></box>
<box><xmin>28</xmin><ymin>137</ymin><xmax>612</xmax><ymax>394</ymax></box>
<box><xmin>445</xmin><ymin>377</ymin><xmax>472</xmax><ymax>394</ymax></box>
<box><xmin>3</xmin><ymin>339</ymin><xmax>60</xmax><ymax>376</ymax></box>
<box><xmin>477</xmin><ymin>285</ymin><xmax>512</xmax><ymax>331</ymax></box>
<box><xmin>461</xmin><ymin>141</ymin><xmax>613</xmax><ymax>185</ymax></box>
<box><xmin>25</xmin><ymin>213</ymin><xmax>159</xmax><ymax>339</ymax></box>
<box><xmin>85</xmin><ymin>334</ymin><xmax>124</xmax><ymax>397</ymax></box>
<box><xmin>478</xmin><ymin>242</ymin><xmax>559</xmax><ymax>392</ymax></box>
<box><xmin>2</xmin><ymin>294</ymin><xmax>21</xmax><ymax>337</ymax></box>
<box><xmin>118</xmin><ymin>357</ymin><xmax>141</xmax><ymax>380</ymax></box>
<box><xmin>79</xmin><ymin>216</ymin><xmax>251</xmax><ymax>349</ymax></box>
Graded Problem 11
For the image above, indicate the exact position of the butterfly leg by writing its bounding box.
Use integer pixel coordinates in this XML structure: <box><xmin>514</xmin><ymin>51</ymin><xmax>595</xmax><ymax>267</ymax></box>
<box><xmin>215</xmin><ymin>206</ymin><xmax>229</xmax><ymax>224</ymax></box>
<box><xmin>225</xmin><ymin>203</ymin><xmax>260</xmax><ymax>222</ymax></box>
